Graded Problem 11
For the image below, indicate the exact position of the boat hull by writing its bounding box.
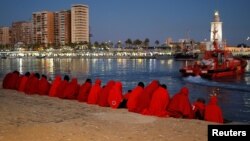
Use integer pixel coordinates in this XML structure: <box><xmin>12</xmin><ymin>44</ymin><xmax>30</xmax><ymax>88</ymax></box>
<box><xmin>180</xmin><ymin>57</ymin><xmax>247</xmax><ymax>79</ymax></box>
<box><xmin>200</xmin><ymin>68</ymin><xmax>244</xmax><ymax>79</ymax></box>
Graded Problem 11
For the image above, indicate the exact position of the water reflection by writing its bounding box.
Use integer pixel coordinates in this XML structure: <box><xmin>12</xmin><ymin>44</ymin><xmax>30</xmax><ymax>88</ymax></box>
<box><xmin>18</xmin><ymin>58</ymin><xmax>23</xmax><ymax>74</ymax></box>
<box><xmin>0</xmin><ymin>58</ymin><xmax>250</xmax><ymax>123</ymax></box>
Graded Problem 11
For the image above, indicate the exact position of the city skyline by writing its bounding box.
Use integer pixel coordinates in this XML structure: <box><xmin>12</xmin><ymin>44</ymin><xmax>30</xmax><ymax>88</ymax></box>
<box><xmin>1</xmin><ymin>0</ymin><xmax>250</xmax><ymax>46</ymax></box>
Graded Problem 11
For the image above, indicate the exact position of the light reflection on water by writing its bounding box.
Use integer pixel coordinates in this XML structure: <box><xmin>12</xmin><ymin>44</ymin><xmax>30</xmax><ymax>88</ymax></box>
<box><xmin>0</xmin><ymin>58</ymin><xmax>250</xmax><ymax>123</ymax></box>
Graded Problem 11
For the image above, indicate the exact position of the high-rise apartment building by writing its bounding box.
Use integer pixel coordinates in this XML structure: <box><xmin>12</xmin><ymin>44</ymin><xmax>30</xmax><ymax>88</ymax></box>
<box><xmin>11</xmin><ymin>21</ymin><xmax>32</xmax><ymax>45</ymax></box>
<box><xmin>32</xmin><ymin>11</ymin><xmax>54</xmax><ymax>46</ymax></box>
<box><xmin>71</xmin><ymin>4</ymin><xmax>89</xmax><ymax>43</ymax></box>
<box><xmin>0</xmin><ymin>27</ymin><xmax>11</xmax><ymax>45</ymax></box>
<box><xmin>54</xmin><ymin>10</ymin><xmax>71</xmax><ymax>45</ymax></box>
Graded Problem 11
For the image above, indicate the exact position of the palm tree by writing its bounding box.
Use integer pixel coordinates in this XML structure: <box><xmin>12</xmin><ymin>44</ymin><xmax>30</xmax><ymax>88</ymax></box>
<box><xmin>155</xmin><ymin>40</ymin><xmax>160</xmax><ymax>47</ymax></box>
<box><xmin>100</xmin><ymin>42</ymin><xmax>106</xmax><ymax>50</ymax></box>
<box><xmin>81</xmin><ymin>41</ymin><xmax>88</xmax><ymax>50</ymax></box>
<box><xmin>237</xmin><ymin>43</ymin><xmax>247</xmax><ymax>48</ymax></box>
<box><xmin>144</xmin><ymin>38</ymin><xmax>150</xmax><ymax>49</ymax></box>
<box><xmin>88</xmin><ymin>41</ymin><xmax>92</xmax><ymax>50</ymax></box>
<box><xmin>133</xmin><ymin>39</ymin><xmax>142</xmax><ymax>49</ymax></box>
<box><xmin>125</xmin><ymin>38</ymin><xmax>132</xmax><ymax>48</ymax></box>
<box><xmin>108</xmin><ymin>41</ymin><xmax>113</xmax><ymax>49</ymax></box>
<box><xmin>94</xmin><ymin>41</ymin><xmax>99</xmax><ymax>49</ymax></box>
<box><xmin>32</xmin><ymin>43</ymin><xmax>41</xmax><ymax>51</ymax></box>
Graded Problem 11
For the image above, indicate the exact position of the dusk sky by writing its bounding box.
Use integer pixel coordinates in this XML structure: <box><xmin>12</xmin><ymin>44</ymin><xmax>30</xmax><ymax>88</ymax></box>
<box><xmin>0</xmin><ymin>0</ymin><xmax>250</xmax><ymax>46</ymax></box>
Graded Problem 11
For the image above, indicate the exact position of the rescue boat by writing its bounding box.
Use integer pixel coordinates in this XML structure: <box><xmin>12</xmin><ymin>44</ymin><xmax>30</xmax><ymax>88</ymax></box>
<box><xmin>179</xmin><ymin>41</ymin><xmax>248</xmax><ymax>79</ymax></box>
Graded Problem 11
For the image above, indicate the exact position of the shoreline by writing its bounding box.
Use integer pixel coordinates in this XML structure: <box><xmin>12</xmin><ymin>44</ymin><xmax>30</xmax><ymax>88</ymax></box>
<box><xmin>0</xmin><ymin>84</ymin><xmax>213</xmax><ymax>141</ymax></box>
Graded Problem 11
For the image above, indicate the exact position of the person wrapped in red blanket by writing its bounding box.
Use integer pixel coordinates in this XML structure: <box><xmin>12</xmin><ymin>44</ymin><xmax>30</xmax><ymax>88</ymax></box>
<box><xmin>142</xmin><ymin>84</ymin><xmax>170</xmax><ymax>117</ymax></box>
<box><xmin>204</xmin><ymin>95</ymin><xmax>224</xmax><ymax>123</ymax></box>
<box><xmin>2</xmin><ymin>71</ymin><xmax>20</xmax><ymax>89</ymax></box>
<box><xmin>78</xmin><ymin>78</ymin><xmax>92</xmax><ymax>102</ymax></box>
<box><xmin>63</xmin><ymin>78</ymin><xmax>80</xmax><ymax>99</ymax></box>
<box><xmin>48</xmin><ymin>75</ymin><xmax>62</xmax><ymax>97</ymax></box>
<box><xmin>167</xmin><ymin>87</ymin><xmax>192</xmax><ymax>118</ymax></box>
<box><xmin>25</xmin><ymin>73</ymin><xmax>40</xmax><ymax>95</ymax></box>
<box><xmin>127</xmin><ymin>82</ymin><xmax>144</xmax><ymax>112</ymax></box>
<box><xmin>135</xmin><ymin>80</ymin><xmax>159</xmax><ymax>113</ymax></box>
<box><xmin>87</xmin><ymin>79</ymin><xmax>102</xmax><ymax>104</ymax></box>
<box><xmin>192</xmin><ymin>98</ymin><xmax>206</xmax><ymax>120</ymax></box>
<box><xmin>38</xmin><ymin>74</ymin><xmax>51</xmax><ymax>95</ymax></box>
<box><xmin>97</xmin><ymin>80</ymin><xmax>115</xmax><ymax>107</ymax></box>
<box><xmin>108</xmin><ymin>81</ymin><xmax>123</xmax><ymax>109</ymax></box>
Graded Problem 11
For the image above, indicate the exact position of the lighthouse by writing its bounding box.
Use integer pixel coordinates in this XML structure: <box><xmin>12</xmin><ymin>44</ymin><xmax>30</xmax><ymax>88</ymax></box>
<box><xmin>210</xmin><ymin>11</ymin><xmax>223</xmax><ymax>42</ymax></box>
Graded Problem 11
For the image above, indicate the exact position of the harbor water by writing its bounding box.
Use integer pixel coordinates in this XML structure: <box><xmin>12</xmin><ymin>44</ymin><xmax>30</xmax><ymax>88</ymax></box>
<box><xmin>0</xmin><ymin>57</ymin><xmax>250</xmax><ymax>123</ymax></box>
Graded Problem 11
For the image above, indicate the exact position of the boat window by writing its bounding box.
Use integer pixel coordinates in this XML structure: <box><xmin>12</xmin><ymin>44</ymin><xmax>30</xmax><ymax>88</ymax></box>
<box><xmin>212</xmin><ymin>52</ymin><xmax>218</xmax><ymax>57</ymax></box>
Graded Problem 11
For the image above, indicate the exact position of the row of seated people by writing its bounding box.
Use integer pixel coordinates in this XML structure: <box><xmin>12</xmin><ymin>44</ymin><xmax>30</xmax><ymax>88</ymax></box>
<box><xmin>2</xmin><ymin>70</ymin><xmax>224</xmax><ymax>123</ymax></box>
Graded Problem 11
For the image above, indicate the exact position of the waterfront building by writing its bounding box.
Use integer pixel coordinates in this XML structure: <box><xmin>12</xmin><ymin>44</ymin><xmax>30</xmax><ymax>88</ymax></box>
<box><xmin>32</xmin><ymin>11</ymin><xmax>54</xmax><ymax>46</ymax></box>
<box><xmin>166</xmin><ymin>37</ymin><xmax>173</xmax><ymax>46</ymax></box>
<box><xmin>0</xmin><ymin>27</ymin><xmax>11</xmax><ymax>45</ymax></box>
<box><xmin>54</xmin><ymin>10</ymin><xmax>71</xmax><ymax>46</ymax></box>
<box><xmin>71</xmin><ymin>4</ymin><xmax>89</xmax><ymax>43</ymax></box>
<box><xmin>11</xmin><ymin>21</ymin><xmax>32</xmax><ymax>45</ymax></box>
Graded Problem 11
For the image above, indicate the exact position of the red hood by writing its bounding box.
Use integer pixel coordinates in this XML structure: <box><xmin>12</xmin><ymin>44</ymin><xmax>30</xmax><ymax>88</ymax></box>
<box><xmin>180</xmin><ymin>87</ymin><xmax>189</xmax><ymax>96</ymax></box>
<box><xmin>95</xmin><ymin>79</ymin><xmax>102</xmax><ymax>85</ymax></box>
<box><xmin>209</xmin><ymin>96</ymin><xmax>218</xmax><ymax>105</ymax></box>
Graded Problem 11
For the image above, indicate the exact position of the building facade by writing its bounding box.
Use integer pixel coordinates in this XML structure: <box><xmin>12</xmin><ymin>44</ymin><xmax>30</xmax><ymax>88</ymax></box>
<box><xmin>0</xmin><ymin>27</ymin><xmax>11</xmax><ymax>45</ymax></box>
<box><xmin>55</xmin><ymin>10</ymin><xmax>71</xmax><ymax>45</ymax></box>
<box><xmin>71</xmin><ymin>4</ymin><xmax>89</xmax><ymax>43</ymax></box>
<box><xmin>1</xmin><ymin>4</ymin><xmax>88</xmax><ymax>47</ymax></box>
<box><xmin>11</xmin><ymin>21</ymin><xmax>32</xmax><ymax>45</ymax></box>
<box><xmin>54</xmin><ymin>12</ymin><xmax>59</xmax><ymax>46</ymax></box>
<box><xmin>32</xmin><ymin>11</ymin><xmax>54</xmax><ymax>46</ymax></box>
